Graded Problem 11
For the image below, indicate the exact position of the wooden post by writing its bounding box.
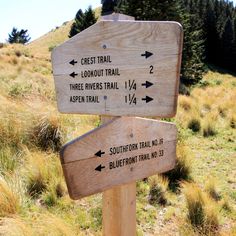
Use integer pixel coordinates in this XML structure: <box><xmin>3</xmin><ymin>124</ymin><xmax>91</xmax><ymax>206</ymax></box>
<box><xmin>101</xmin><ymin>116</ymin><xmax>136</xmax><ymax>236</ymax></box>
<box><xmin>101</xmin><ymin>14</ymin><xmax>136</xmax><ymax>236</ymax></box>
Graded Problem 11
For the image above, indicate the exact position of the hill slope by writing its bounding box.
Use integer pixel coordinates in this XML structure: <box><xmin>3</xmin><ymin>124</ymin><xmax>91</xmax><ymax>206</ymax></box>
<box><xmin>27</xmin><ymin>21</ymin><xmax>72</xmax><ymax>60</ymax></box>
<box><xmin>0</xmin><ymin>16</ymin><xmax>235</xmax><ymax>236</ymax></box>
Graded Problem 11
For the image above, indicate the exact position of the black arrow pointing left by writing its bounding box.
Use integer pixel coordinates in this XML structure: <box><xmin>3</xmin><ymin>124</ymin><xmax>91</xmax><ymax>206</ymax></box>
<box><xmin>95</xmin><ymin>164</ymin><xmax>105</xmax><ymax>172</ymax></box>
<box><xmin>70</xmin><ymin>72</ymin><xmax>78</xmax><ymax>78</ymax></box>
<box><xmin>69</xmin><ymin>59</ymin><xmax>77</xmax><ymax>65</ymax></box>
<box><xmin>95</xmin><ymin>150</ymin><xmax>105</xmax><ymax>157</ymax></box>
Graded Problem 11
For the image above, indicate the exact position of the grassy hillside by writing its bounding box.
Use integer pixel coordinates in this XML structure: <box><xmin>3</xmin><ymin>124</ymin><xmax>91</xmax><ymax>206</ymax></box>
<box><xmin>0</xmin><ymin>17</ymin><xmax>235</xmax><ymax>236</ymax></box>
<box><xmin>27</xmin><ymin>21</ymin><xmax>73</xmax><ymax>60</ymax></box>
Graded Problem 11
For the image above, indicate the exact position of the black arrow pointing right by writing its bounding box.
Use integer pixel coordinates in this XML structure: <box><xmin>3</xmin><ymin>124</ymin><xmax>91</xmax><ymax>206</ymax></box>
<box><xmin>142</xmin><ymin>81</ymin><xmax>153</xmax><ymax>88</ymax></box>
<box><xmin>69</xmin><ymin>59</ymin><xmax>77</xmax><ymax>65</ymax></box>
<box><xmin>142</xmin><ymin>96</ymin><xmax>153</xmax><ymax>103</ymax></box>
<box><xmin>95</xmin><ymin>164</ymin><xmax>105</xmax><ymax>172</ymax></box>
<box><xmin>95</xmin><ymin>150</ymin><xmax>105</xmax><ymax>157</ymax></box>
<box><xmin>69</xmin><ymin>72</ymin><xmax>78</xmax><ymax>78</ymax></box>
<box><xmin>141</xmin><ymin>51</ymin><xmax>153</xmax><ymax>59</ymax></box>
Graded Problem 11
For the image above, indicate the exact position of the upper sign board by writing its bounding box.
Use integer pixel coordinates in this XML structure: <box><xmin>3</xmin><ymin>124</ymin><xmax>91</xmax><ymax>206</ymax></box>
<box><xmin>52</xmin><ymin>20</ymin><xmax>183</xmax><ymax>117</ymax></box>
<box><xmin>60</xmin><ymin>117</ymin><xmax>177</xmax><ymax>199</ymax></box>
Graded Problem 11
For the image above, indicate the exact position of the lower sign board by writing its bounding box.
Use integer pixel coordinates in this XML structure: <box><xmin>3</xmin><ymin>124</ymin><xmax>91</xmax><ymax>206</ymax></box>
<box><xmin>61</xmin><ymin>117</ymin><xmax>177</xmax><ymax>199</ymax></box>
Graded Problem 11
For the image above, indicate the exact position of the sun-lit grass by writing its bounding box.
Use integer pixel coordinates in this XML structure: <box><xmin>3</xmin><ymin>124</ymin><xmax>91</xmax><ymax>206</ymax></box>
<box><xmin>164</xmin><ymin>143</ymin><xmax>193</xmax><ymax>191</ymax></box>
<box><xmin>0</xmin><ymin>176</ymin><xmax>20</xmax><ymax>217</ymax></box>
<box><xmin>182</xmin><ymin>182</ymin><xmax>219</xmax><ymax>234</ymax></box>
<box><xmin>148</xmin><ymin>175</ymin><xmax>169</xmax><ymax>206</ymax></box>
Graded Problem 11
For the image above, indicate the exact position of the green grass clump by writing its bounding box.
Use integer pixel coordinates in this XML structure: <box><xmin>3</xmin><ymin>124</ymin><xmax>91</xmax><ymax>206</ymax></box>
<box><xmin>32</xmin><ymin>116</ymin><xmax>64</xmax><ymax>151</ymax></box>
<box><xmin>187</xmin><ymin>118</ymin><xmax>201</xmax><ymax>132</ymax></box>
<box><xmin>0</xmin><ymin>177</ymin><xmax>20</xmax><ymax>216</ymax></box>
<box><xmin>148</xmin><ymin>175</ymin><xmax>169</xmax><ymax>206</ymax></box>
<box><xmin>0</xmin><ymin>148</ymin><xmax>21</xmax><ymax>174</ymax></box>
<box><xmin>229</xmin><ymin>115</ymin><xmax>236</xmax><ymax>129</ymax></box>
<box><xmin>203</xmin><ymin>122</ymin><xmax>217</xmax><ymax>137</ymax></box>
<box><xmin>205</xmin><ymin>178</ymin><xmax>221</xmax><ymax>201</ymax></box>
<box><xmin>164</xmin><ymin>144</ymin><xmax>192</xmax><ymax>191</ymax></box>
<box><xmin>182</xmin><ymin>182</ymin><xmax>219</xmax><ymax>234</ymax></box>
<box><xmin>0</xmin><ymin>117</ymin><xmax>25</xmax><ymax>149</ymax></box>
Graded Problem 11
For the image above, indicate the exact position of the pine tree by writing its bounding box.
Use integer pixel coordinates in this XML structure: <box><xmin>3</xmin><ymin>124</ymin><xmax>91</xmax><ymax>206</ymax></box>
<box><xmin>117</xmin><ymin>0</ymin><xmax>179</xmax><ymax>21</ymax></box>
<box><xmin>221</xmin><ymin>17</ymin><xmax>234</xmax><ymax>68</ymax></box>
<box><xmin>101</xmin><ymin>0</ymin><xmax>118</xmax><ymax>15</ymax></box>
<box><xmin>8</xmin><ymin>27</ymin><xmax>31</xmax><ymax>44</ymax></box>
<box><xmin>69</xmin><ymin>6</ymin><xmax>97</xmax><ymax>38</ymax></box>
<box><xmin>117</xmin><ymin>0</ymin><xmax>205</xmax><ymax>86</ymax></box>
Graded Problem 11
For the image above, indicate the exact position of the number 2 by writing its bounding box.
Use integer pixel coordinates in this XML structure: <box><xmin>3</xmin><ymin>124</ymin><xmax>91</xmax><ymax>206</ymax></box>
<box><xmin>150</xmin><ymin>65</ymin><xmax>154</xmax><ymax>74</ymax></box>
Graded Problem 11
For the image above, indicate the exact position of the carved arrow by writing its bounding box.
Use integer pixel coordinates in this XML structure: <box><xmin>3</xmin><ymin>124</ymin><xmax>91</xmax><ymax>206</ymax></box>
<box><xmin>142</xmin><ymin>81</ymin><xmax>153</xmax><ymax>88</ymax></box>
<box><xmin>69</xmin><ymin>59</ymin><xmax>77</xmax><ymax>65</ymax></box>
<box><xmin>142</xmin><ymin>96</ymin><xmax>153</xmax><ymax>103</ymax></box>
<box><xmin>69</xmin><ymin>72</ymin><xmax>78</xmax><ymax>78</ymax></box>
<box><xmin>95</xmin><ymin>164</ymin><xmax>105</xmax><ymax>172</ymax></box>
<box><xmin>141</xmin><ymin>51</ymin><xmax>153</xmax><ymax>59</ymax></box>
<box><xmin>95</xmin><ymin>150</ymin><xmax>105</xmax><ymax>157</ymax></box>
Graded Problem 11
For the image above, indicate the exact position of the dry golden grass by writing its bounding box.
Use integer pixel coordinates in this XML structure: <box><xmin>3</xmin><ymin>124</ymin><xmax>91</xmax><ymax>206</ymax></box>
<box><xmin>0</xmin><ymin>217</ymin><xmax>34</xmax><ymax>236</ymax></box>
<box><xmin>182</xmin><ymin>182</ymin><xmax>219</xmax><ymax>234</ymax></box>
<box><xmin>27</xmin><ymin>21</ymin><xmax>73</xmax><ymax>59</ymax></box>
<box><xmin>205</xmin><ymin>178</ymin><xmax>221</xmax><ymax>201</ymax></box>
<box><xmin>148</xmin><ymin>175</ymin><xmax>169</xmax><ymax>205</ymax></box>
<box><xmin>0</xmin><ymin>177</ymin><xmax>20</xmax><ymax>216</ymax></box>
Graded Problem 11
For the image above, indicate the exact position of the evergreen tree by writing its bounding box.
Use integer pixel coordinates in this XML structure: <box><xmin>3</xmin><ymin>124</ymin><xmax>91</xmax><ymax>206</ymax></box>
<box><xmin>8</xmin><ymin>27</ymin><xmax>31</xmax><ymax>44</ymax></box>
<box><xmin>69</xmin><ymin>6</ymin><xmax>97</xmax><ymax>38</ymax></box>
<box><xmin>116</xmin><ymin>0</ymin><xmax>205</xmax><ymax>86</ymax></box>
<box><xmin>221</xmin><ymin>17</ymin><xmax>234</xmax><ymax>68</ymax></box>
<box><xmin>101</xmin><ymin>0</ymin><xmax>118</xmax><ymax>15</ymax></box>
<box><xmin>179</xmin><ymin>8</ymin><xmax>205</xmax><ymax>85</ymax></box>
<box><xmin>117</xmin><ymin>0</ymin><xmax>179</xmax><ymax>21</ymax></box>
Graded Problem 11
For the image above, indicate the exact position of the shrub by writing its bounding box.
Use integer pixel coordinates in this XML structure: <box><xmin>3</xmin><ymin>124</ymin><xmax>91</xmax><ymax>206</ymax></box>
<box><xmin>48</xmin><ymin>45</ymin><xmax>57</xmax><ymax>52</ymax></box>
<box><xmin>187</xmin><ymin>118</ymin><xmax>201</xmax><ymax>132</ymax></box>
<box><xmin>179</xmin><ymin>83</ymin><xmax>190</xmax><ymax>95</ymax></box>
<box><xmin>25</xmin><ymin>152</ymin><xmax>49</xmax><ymax>197</ymax></box>
<box><xmin>179</xmin><ymin>96</ymin><xmax>192</xmax><ymax>111</ymax></box>
<box><xmin>229</xmin><ymin>115</ymin><xmax>236</xmax><ymax>129</ymax></box>
<box><xmin>0</xmin><ymin>147</ymin><xmax>20</xmax><ymax>174</ymax></box>
<box><xmin>218</xmin><ymin>106</ymin><xmax>227</xmax><ymax>118</ymax></box>
<box><xmin>0</xmin><ymin>116</ymin><xmax>24</xmax><ymax>149</ymax></box>
<box><xmin>0</xmin><ymin>177</ymin><xmax>20</xmax><ymax>216</ymax></box>
<box><xmin>32</xmin><ymin>116</ymin><xmax>63</xmax><ymax>151</ymax></box>
<box><xmin>203</xmin><ymin>122</ymin><xmax>217</xmax><ymax>137</ymax></box>
<box><xmin>148</xmin><ymin>175</ymin><xmax>168</xmax><ymax>206</ymax></box>
<box><xmin>182</xmin><ymin>182</ymin><xmax>219</xmax><ymax>233</ymax></box>
<box><xmin>205</xmin><ymin>178</ymin><xmax>221</xmax><ymax>201</ymax></box>
<box><xmin>14</xmin><ymin>50</ymin><xmax>22</xmax><ymax>57</ymax></box>
<box><xmin>220</xmin><ymin>196</ymin><xmax>231</xmax><ymax>212</ymax></box>
<box><xmin>163</xmin><ymin>144</ymin><xmax>192</xmax><ymax>191</ymax></box>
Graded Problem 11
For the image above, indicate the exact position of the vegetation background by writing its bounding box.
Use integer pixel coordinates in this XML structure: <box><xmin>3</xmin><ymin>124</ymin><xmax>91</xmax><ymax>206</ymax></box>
<box><xmin>0</xmin><ymin>0</ymin><xmax>235</xmax><ymax>235</ymax></box>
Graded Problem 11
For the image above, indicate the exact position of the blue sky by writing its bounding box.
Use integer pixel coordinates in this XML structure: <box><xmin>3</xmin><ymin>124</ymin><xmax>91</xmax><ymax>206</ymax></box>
<box><xmin>1</xmin><ymin>0</ymin><xmax>236</xmax><ymax>43</ymax></box>
<box><xmin>0</xmin><ymin>0</ymin><xmax>101</xmax><ymax>43</ymax></box>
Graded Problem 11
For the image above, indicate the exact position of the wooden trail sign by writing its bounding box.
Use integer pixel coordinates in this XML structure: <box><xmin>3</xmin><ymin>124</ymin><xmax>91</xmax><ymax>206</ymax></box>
<box><xmin>60</xmin><ymin>117</ymin><xmax>177</xmax><ymax>199</ymax></box>
<box><xmin>52</xmin><ymin>20</ymin><xmax>183</xmax><ymax>117</ymax></box>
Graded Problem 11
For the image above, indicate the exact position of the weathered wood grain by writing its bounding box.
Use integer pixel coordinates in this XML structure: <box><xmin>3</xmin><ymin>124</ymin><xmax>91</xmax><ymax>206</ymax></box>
<box><xmin>61</xmin><ymin>117</ymin><xmax>177</xmax><ymax>199</ymax></box>
<box><xmin>52</xmin><ymin>20</ymin><xmax>183</xmax><ymax>117</ymax></box>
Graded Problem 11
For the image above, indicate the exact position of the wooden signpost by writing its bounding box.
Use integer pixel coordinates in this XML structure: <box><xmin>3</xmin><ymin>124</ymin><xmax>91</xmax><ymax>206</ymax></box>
<box><xmin>52</xmin><ymin>13</ymin><xmax>183</xmax><ymax>236</ymax></box>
